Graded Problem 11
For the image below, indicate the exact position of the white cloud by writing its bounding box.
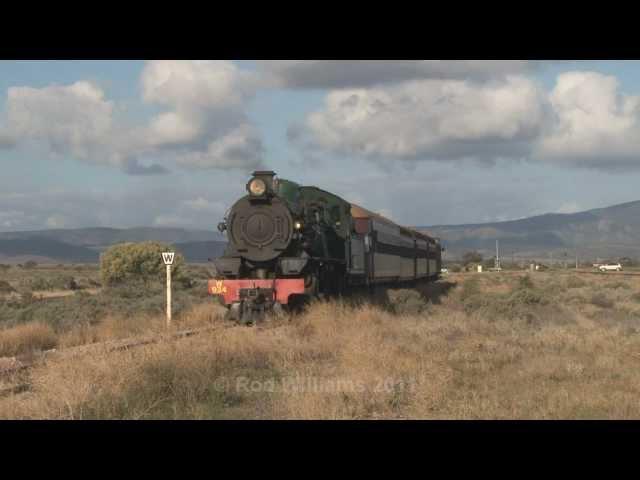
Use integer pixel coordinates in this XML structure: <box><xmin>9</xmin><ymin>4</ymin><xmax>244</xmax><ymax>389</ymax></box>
<box><xmin>141</xmin><ymin>60</ymin><xmax>253</xmax><ymax>109</ymax></box>
<box><xmin>5</xmin><ymin>81</ymin><xmax>117</xmax><ymax>163</ymax></box>
<box><xmin>0</xmin><ymin>210</ymin><xmax>27</xmax><ymax>229</ymax></box>
<box><xmin>1</xmin><ymin>80</ymin><xmax>165</xmax><ymax>174</ymax></box>
<box><xmin>138</xmin><ymin>61</ymin><xmax>264</xmax><ymax>170</ymax></box>
<box><xmin>45</xmin><ymin>214</ymin><xmax>69</xmax><ymax>228</ymax></box>
<box><xmin>0</xmin><ymin>61</ymin><xmax>264</xmax><ymax>174</ymax></box>
<box><xmin>0</xmin><ymin>183</ymin><xmax>245</xmax><ymax>232</ymax></box>
<box><xmin>291</xmin><ymin>70</ymin><xmax>640</xmax><ymax>171</ymax></box>
<box><xmin>182</xmin><ymin>197</ymin><xmax>227</xmax><ymax>214</ymax></box>
<box><xmin>556</xmin><ymin>202</ymin><xmax>582</xmax><ymax>214</ymax></box>
<box><xmin>534</xmin><ymin>71</ymin><xmax>640</xmax><ymax>169</ymax></box>
<box><xmin>152</xmin><ymin>214</ymin><xmax>188</xmax><ymax>228</ymax></box>
<box><xmin>291</xmin><ymin>76</ymin><xmax>546</xmax><ymax>162</ymax></box>
<box><xmin>259</xmin><ymin>60</ymin><xmax>535</xmax><ymax>89</ymax></box>
<box><xmin>176</xmin><ymin>124</ymin><xmax>263</xmax><ymax>169</ymax></box>
<box><xmin>0</xmin><ymin>131</ymin><xmax>15</xmax><ymax>148</ymax></box>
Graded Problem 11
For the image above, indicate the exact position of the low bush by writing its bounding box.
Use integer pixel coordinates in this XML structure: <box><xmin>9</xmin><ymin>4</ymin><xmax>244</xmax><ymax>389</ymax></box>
<box><xmin>0</xmin><ymin>280</ymin><xmax>15</xmax><ymax>294</ymax></box>
<box><xmin>0</xmin><ymin>279</ymin><xmax>208</xmax><ymax>332</ymax></box>
<box><xmin>0</xmin><ymin>322</ymin><xmax>58</xmax><ymax>357</ymax></box>
<box><xmin>17</xmin><ymin>275</ymin><xmax>79</xmax><ymax>291</ymax></box>
<box><xmin>100</xmin><ymin>242</ymin><xmax>185</xmax><ymax>287</ymax></box>
<box><xmin>565</xmin><ymin>276</ymin><xmax>587</xmax><ymax>289</ymax></box>
<box><xmin>590</xmin><ymin>293</ymin><xmax>615</xmax><ymax>309</ymax></box>
<box><xmin>462</xmin><ymin>293</ymin><xmax>493</xmax><ymax>315</ymax></box>
<box><xmin>21</xmin><ymin>278</ymin><xmax>50</xmax><ymax>291</ymax></box>
<box><xmin>604</xmin><ymin>281</ymin><xmax>631</xmax><ymax>290</ymax></box>
<box><xmin>462</xmin><ymin>283</ymin><xmax>549</xmax><ymax>322</ymax></box>
<box><xmin>507</xmin><ymin>288</ymin><xmax>546</xmax><ymax>307</ymax></box>
<box><xmin>386</xmin><ymin>289</ymin><xmax>429</xmax><ymax>315</ymax></box>
<box><xmin>459</xmin><ymin>277</ymin><xmax>481</xmax><ymax>301</ymax></box>
<box><xmin>517</xmin><ymin>275</ymin><xmax>534</xmax><ymax>289</ymax></box>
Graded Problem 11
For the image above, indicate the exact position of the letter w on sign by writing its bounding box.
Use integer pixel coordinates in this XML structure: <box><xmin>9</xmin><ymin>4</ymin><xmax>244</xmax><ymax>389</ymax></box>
<box><xmin>162</xmin><ymin>252</ymin><xmax>175</xmax><ymax>265</ymax></box>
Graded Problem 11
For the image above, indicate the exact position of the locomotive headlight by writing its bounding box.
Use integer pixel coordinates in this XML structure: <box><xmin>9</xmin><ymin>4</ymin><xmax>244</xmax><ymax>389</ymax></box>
<box><xmin>294</xmin><ymin>221</ymin><xmax>302</xmax><ymax>230</ymax></box>
<box><xmin>248</xmin><ymin>178</ymin><xmax>267</xmax><ymax>196</ymax></box>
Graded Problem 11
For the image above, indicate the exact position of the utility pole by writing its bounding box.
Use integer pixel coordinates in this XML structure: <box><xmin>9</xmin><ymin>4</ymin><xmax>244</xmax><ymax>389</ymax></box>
<box><xmin>495</xmin><ymin>240</ymin><xmax>501</xmax><ymax>270</ymax></box>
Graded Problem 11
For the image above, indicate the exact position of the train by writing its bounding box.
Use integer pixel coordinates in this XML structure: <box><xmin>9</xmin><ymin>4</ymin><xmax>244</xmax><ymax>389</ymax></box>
<box><xmin>208</xmin><ymin>171</ymin><xmax>443</xmax><ymax>323</ymax></box>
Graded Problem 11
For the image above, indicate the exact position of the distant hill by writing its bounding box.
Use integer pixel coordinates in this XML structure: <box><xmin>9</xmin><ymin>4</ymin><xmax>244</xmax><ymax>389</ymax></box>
<box><xmin>0</xmin><ymin>227</ymin><xmax>223</xmax><ymax>249</ymax></box>
<box><xmin>0</xmin><ymin>237</ymin><xmax>99</xmax><ymax>263</ymax></box>
<box><xmin>174</xmin><ymin>241</ymin><xmax>228</xmax><ymax>263</ymax></box>
<box><xmin>3</xmin><ymin>199</ymin><xmax>640</xmax><ymax>264</ymax></box>
<box><xmin>0</xmin><ymin>227</ymin><xmax>227</xmax><ymax>264</ymax></box>
<box><xmin>418</xmin><ymin>200</ymin><xmax>640</xmax><ymax>261</ymax></box>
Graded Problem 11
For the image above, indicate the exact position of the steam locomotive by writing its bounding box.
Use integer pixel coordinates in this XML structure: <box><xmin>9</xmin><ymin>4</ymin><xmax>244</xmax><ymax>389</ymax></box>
<box><xmin>208</xmin><ymin>171</ymin><xmax>443</xmax><ymax>323</ymax></box>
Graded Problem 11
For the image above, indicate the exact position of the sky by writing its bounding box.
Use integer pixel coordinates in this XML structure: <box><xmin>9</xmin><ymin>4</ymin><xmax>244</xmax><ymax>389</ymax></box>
<box><xmin>2</xmin><ymin>60</ymin><xmax>640</xmax><ymax>232</ymax></box>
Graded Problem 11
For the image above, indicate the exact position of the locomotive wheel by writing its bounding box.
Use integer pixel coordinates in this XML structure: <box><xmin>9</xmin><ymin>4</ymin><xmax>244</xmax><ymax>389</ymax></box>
<box><xmin>271</xmin><ymin>302</ymin><xmax>285</xmax><ymax>319</ymax></box>
<box><xmin>226</xmin><ymin>302</ymin><xmax>243</xmax><ymax>322</ymax></box>
<box><xmin>244</xmin><ymin>308</ymin><xmax>258</xmax><ymax>326</ymax></box>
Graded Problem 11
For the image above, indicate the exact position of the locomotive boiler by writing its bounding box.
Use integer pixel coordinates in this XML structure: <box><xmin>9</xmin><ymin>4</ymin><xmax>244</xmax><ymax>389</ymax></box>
<box><xmin>208</xmin><ymin>171</ymin><xmax>442</xmax><ymax>323</ymax></box>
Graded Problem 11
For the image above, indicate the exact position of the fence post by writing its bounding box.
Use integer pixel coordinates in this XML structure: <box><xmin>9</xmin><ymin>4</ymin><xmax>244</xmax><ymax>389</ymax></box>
<box><xmin>162</xmin><ymin>252</ymin><xmax>175</xmax><ymax>329</ymax></box>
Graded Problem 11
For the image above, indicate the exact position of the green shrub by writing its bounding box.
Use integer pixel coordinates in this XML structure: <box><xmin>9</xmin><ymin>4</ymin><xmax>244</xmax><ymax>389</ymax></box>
<box><xmin>100</xmin><ymin>242</ymin><xmax>185</xmax><ymax>287</ymax></box>
<box><xmin>462</xmin><ymin>284</ymin><xmax>550</xmax><ymax>322</ymax></box>
<box><xmin>462</xmin><ymin>251</ymin><xmax>483</xmax><ymax>266</ymax></box>
<box><xmin>507</xmin><ymin>288</ymin><xmax>546</xmax><ymax>307</ymax></box>
<box><xmin>22</xmin><ymin>277</ymin><xmax>51</xmax><ymax>291</ymax></box>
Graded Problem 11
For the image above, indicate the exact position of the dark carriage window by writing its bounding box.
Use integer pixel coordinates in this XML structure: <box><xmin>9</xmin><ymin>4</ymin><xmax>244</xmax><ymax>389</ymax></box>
<box><xmin>330</xmin><ymin>205</ymin><xmax>341</xmax><ymax>223</ymax></box>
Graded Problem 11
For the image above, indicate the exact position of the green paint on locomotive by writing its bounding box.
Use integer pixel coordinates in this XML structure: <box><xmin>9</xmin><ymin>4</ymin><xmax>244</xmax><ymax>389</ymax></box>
<box><xmin>277</xmin><ymin>178</ymin><xmax>351</xmax><ymax>260</ymax></box>
<box><xmin>274</xmin><ymin>178</ymin><xmax>302</xmax><ymax>212</ymax></box>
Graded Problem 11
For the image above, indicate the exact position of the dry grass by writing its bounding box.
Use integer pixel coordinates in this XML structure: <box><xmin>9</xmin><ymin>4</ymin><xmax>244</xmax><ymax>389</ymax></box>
<box><xmin>0</xmin><ymin>322</ymin><xmax>58</xmax><ymax>357</ymax></box>
<box><xmin>3</xmin><ymin>271</ymin><xmax>640</xmax><ymax>419</ymax></box>
<box><xmin>0</xmin><ymin>297</ymin><xmax>224</xmax><ymax>354</ymax></box>
<box><xmin>57</xmin><ymin>302</ymin><xmax>224</xmax><ymax>348</ymax></box>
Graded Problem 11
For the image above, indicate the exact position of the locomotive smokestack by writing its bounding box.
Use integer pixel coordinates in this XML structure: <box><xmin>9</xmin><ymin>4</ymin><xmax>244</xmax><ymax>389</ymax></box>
<box><xmin>247</xmin><ymin>171</ymin><xmax>277</xmax><ymax>198</ymax></box>
<box><xmin>253</xmin><ymin>170</ymin><xmax>276</xmax><ymax>179</ymax></box>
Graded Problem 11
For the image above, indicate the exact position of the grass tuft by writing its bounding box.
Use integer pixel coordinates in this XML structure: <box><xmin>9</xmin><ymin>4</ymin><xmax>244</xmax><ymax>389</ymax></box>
<box><xmin>0</xmin><ymin>322</ymin><xmax>58</xmax><ymax>357</ymax></box>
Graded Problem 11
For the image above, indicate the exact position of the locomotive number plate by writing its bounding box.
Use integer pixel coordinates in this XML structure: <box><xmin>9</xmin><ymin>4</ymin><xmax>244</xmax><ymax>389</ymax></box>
<box><xmin>211</xmin><ymin>280</ymin><xmax>227</xmax><ymax>294</ymax></box>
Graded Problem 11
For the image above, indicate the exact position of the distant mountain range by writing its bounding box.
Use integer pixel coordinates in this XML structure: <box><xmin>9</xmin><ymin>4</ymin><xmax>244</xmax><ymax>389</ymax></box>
<box><xmin>0</xmin><ymin>227</ymin><xmax>227</xmax><ymax>264</ymax></box>
<box><xmin>418</xmin><ymin>200</ymin><xmax>640</xmax><ymax>261</ymax></box>
<box><xmin>2</xmin><ymin>199</ymin><xmax>639</xmax><ymax>264</ymax></box>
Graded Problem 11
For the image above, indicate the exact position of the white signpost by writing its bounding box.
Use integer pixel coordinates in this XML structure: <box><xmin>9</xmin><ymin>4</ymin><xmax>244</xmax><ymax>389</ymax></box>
<box><xmin>162</xmin><ymin>252</ymin><xmax>175</xmax><ymax>328</ymax></box>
